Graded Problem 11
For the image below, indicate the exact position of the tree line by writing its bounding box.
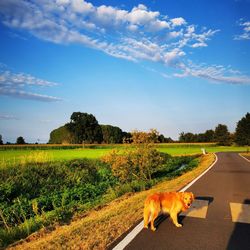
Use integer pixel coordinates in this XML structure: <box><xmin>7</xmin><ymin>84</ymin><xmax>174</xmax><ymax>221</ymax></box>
<box><xmin>0</xmin><ymin>112</ymin><xmax>249</xmax><ymax>145</ymax></box>
<box><xmin>179</xmin><ymin>113</ymin><xmax>250</xmax><ymax>146</ymax></box>
<box><xmin>49</xmin><ymin>112</ymin><xmax>173</xmax><ymax>144</ymax></box>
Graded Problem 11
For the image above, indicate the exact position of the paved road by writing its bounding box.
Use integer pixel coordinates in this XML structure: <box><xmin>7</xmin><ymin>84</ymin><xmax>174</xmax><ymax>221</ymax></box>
<box><xmin>123</xmin><ymin>152</ymin><xmax>250</xmax><ymax>250</ymax></box>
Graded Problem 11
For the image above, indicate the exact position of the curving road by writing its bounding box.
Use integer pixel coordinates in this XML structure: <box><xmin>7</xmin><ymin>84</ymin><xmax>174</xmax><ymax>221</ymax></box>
<box><xmin>114</xmin><ymin>152</ymin><xmax>250</xmax><ymax>250</ymax></box>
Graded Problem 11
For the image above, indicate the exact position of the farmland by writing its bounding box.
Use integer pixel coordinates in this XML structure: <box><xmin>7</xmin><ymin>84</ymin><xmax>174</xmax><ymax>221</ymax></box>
<box><xmin>0</xmin><ymin>143</ymin><xmax>248</xmax><ymax>167</ymax></box>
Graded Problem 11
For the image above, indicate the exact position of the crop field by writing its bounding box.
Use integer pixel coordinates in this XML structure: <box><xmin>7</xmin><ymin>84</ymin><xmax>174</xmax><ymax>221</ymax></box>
<box><xmin>0</xmin><ymin>143</ymin><xmax>248</xmax><ymax>167</ymax></box>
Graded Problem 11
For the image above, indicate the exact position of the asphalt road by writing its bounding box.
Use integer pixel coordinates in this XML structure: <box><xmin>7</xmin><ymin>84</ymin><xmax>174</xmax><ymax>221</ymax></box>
<box><xmin>122</xmin><ymin>152</ymin><xmax>250</xmax><ymax>250</ymax></box>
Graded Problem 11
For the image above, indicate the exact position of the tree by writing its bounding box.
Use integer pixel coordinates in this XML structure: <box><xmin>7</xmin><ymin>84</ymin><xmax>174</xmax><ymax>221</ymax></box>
<box><xmin>0</xmin><ymin>134</ymin><xmax>3</xmax><ymax>145</ymax></box>
<box><xmin>158</xmin><ymin>134</ymin><xmax>165</xmax><ymax>143</ymax></box>
<box><xmin>214</xmin><ymin>124</ymin><xmax>231</xmax><ymax>146</ymax></box>
<box><xmin>101</xmin><ymin>125</ymin><xmax>123</xmax><ymax>144</ymax></box>
<box><xmin>179</xmin><ymin>132</ymin><xmax>196</xmax><ymax>142</ymax></box>
<box><xmin>66</xmin><ymin>112</ymin><xmax>103</xmax><ymax>144</ymax></box>
<box><xmin>203</xmin><ymin>129</ymin><xmax>215</xmax><ymax>142</ymax></box>
<box><xmin>49</xmin><ymin>125</ymin><xmax>73</xmax><ymax>144</ymax></box>
<box><xmin>235</xmin><ymin>113</ymin><xmax>250</xmax><ymax>145</ymax></box>
<box><xmin>16</xmin><ymin>136</ymin><xmax>26</xmax><ymax>144</ymax></box>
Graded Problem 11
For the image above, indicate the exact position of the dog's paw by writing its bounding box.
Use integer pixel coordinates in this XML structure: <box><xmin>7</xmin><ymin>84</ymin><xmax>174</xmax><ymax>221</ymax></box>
<box><xmin>175</xmin><ymin>223</ymin><xmax>183</xmax><ymax>228</ymax></box>
<box><xmin>151</xmin><ymin>227</ymin><xmax>156</xmax><ymax>232</ymax></box>
<box><xmin>144</xmin><ymin>225</ymin><xmax>148</xmax><ymax>229</ymax></box>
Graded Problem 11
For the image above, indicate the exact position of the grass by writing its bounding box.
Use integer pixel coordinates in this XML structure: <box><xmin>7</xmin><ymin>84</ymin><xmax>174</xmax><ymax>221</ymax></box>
<box><xmin>158</xmin><ymin>145</ymin><xmax>249</xmax><ymax>155</ymax></box>
<box><xmin>0</xmin><ymin>149</ymin><xmax>111</xmax><ymax>168</ymax></box>
<box><xmin>0</xmin><ymin>143</ymin><xmax>249</xmax><ymax>168</ymax></box>
<box><xmin>6</xmin><ymin>153</ymin><xmax>215</xmax><ymax>250</ymax></box>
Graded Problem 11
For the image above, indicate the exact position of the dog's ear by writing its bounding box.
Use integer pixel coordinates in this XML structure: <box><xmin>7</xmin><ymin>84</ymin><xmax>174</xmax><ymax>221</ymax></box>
<box><xmin>180</xmin><ymin>192</ymin><xmax>185</xmax><ymax>200</ymax></box>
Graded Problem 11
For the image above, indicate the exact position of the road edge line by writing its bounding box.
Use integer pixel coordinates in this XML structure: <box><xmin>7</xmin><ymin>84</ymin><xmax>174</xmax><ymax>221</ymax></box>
<box><xmin>239</xmin><ymin>153</ymin><xmax>250</xmax><ymax>163</ymax></box>
<box><xmin>112</xmin><ymin>153</ymin><xmax>218</xmax><ymax>250</ymax></box>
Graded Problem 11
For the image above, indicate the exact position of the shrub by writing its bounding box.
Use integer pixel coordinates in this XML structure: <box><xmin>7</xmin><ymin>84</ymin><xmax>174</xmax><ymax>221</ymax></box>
<box><xmin>102</xmin><ymin>129</ymin><xmax>170</xmax><ymax>183</ymax></box>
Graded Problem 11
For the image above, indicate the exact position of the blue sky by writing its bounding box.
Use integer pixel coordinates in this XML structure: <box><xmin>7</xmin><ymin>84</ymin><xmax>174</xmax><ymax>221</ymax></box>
<box><xmin>0</xmin><ymin>0</ymin><xmax>250</xmax><ymax>143</ymax></box>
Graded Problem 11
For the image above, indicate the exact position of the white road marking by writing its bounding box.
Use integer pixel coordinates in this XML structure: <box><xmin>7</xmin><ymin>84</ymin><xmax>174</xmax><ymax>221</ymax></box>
<box><xmin>181</xmin><ymin>199</ymin><xmax>209</xmax><ymax>218</ymax></box>
<box><xmin>112</xmin><ymin>153</ymin><xmax>218</xmax><ymax>250</ymax></box>
<box><xmin>230</xmin><ymin>203</ymin><xmax>250</xmax><ymax>224</ymax></box>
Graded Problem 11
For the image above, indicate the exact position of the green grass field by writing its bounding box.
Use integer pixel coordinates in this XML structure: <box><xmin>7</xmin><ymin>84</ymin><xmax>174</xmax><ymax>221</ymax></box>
<box><xmin>0</xmin><ymin>144</ymin><xmax>249</xmax><ymax>167</ymax></box>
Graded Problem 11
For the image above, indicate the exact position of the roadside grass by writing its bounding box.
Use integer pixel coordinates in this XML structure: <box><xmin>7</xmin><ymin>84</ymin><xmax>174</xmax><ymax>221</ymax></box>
<box><xmin>7</xmin><ymin>153</ymin><xmax>215</xmax><ymax>250</ymax></box>
<box><xmin>240</xmin><ymin>152</ymin><xmax>250</xmax><ymax>161</ymax></box>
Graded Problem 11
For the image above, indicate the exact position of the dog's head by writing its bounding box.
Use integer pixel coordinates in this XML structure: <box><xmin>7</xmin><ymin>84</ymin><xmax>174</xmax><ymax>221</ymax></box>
<box><xmin>181</xmin><ymin>192</ymin><xmax>195</xmax><ymax>209</ymax></box>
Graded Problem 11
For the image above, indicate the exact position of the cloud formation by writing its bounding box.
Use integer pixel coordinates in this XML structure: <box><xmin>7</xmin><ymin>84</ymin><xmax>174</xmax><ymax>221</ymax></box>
<box><xmin>0</xmin><ymin>0</ymin><xmax>249</xmax><ymax>84</ymax></box>
<box><xmin>0</xmin><ymin>114</ymin><xmax>19</xmax><ymax>120</ymax></box>
<box><xmin>0</xmin><ymin>0</ymin><xmax>218</xmax><ymax>65</ymax></box>
<box><xmin>234</xmin><ymin>19</ymin><xmax>250</xmax><ymax>40</ymax></box>
<box><xmin>0</xmin><ymin>66</ymin><xmax>62</xmax><ymax>102</ymax></box>
<box><xmin>174</xmin><ymin>61</ymin><xmax>250</xmax><ymax>85</ymax></box>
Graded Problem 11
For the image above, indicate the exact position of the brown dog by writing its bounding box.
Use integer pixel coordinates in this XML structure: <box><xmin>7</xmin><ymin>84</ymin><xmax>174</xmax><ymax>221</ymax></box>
<box><xmin>144</xmin><ymin>191</ymin><xmax>194</xmax><ymax>231</ymax></box>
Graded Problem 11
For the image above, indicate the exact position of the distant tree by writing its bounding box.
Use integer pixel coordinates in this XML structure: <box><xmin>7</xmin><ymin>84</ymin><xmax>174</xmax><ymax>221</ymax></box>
<box><xmin>158</xmin><ymin>134</ymin><xmax>165</xmax><ymax>143</ymax></box>
<box><xmin>203</xmin><ymin>129</ymin><xmax>215</xmax><ymax>142</ymax></box>
<box><xmin>16</xmin><ymin>136</ymin><xmax>26</xmax><ymax>145</ymax></box>
<box><xmin>165</xmin><ymin>137</ymin><xmax>174</xmax><ymax>143</ymax></box>
<box><xmin>101</xmin><ymin>125</ymin><xmax>123</xmax><ymax>144</ymax></box>
<box><xmin>49</xmin><ymin>125</ymin><xmax>73</xmax><ymax>144</ymax></box>
<box><xmin>158</xmin><ymin>134</ymin><xmax>174</xmax><ymax>143</ymax></box>
<box><xmin>214</xmin><ymin>124</ymin><xmax>231</xmax><ymax>145</ymax></box>
<box><xmin>0</xmin><ymin>134</ymin><xmax>3</xmax><ymax>145</ymax></box>
<box><xmin>235</xmin><ymin>113</ymin><xmax>250</xmax><ymax>145</ymax></box>
<box><xmin>131</xmin><ymin>129</ymin><xmax>159</xmax><ymax>144</ymax></box>
<box><xmin>179</xmin><ymin>129</ymin><xmax>215</xmax><ymax>143</ymax></box>
<box><xmin>66</xmin><ymin>112</ymin><xmax>103</xmax><ymax>144</ymax></box>
<box><xmin>179</xmin><ymin>132</ymin><xmax>196</xmax><ymax>142</ymax></box>
<box><xmin>122</xmin><ymin>131</ymin><xmax>132</xmax><ymax>143</ymax></box>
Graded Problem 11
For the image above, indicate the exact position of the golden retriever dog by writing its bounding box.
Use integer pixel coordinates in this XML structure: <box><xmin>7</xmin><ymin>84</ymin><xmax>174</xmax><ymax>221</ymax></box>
<box><xmin>144</xmin><ymin>191</ymin><xmax>194</xmax><ymax>231</ymax></box>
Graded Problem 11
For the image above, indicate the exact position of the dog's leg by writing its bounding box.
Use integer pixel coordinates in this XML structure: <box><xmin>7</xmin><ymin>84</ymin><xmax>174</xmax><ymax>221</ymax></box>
<box><xmin>150</xmin><ymin>211</ymin><xmax>158</xmax><ymax>231</ymax></box>
<box><xmin>143</xmin><ymin>207</ymin><xmax>150</xmax><ymax>229</ymax></box>
<box><xmin>170</xmin><ymin>212</ymin><xmax>182</xmax><ymax>227</ymax></box>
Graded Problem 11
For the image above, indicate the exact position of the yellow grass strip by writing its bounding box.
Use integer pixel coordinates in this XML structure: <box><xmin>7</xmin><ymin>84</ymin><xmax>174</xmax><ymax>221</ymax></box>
<box><xmin>240</xmin><ymin>153</ymin><xmax>250</xmax><ymax>157</ymax></box>
<box><xmin>8</xmin><ymin>153</ymin><xmax>215</xmax><ymax>250</ymax></box>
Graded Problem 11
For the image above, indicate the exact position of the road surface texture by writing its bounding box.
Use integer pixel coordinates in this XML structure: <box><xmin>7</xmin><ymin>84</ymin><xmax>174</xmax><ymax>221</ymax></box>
<box><xmin>121</xmin><ymin>152</ymin><xmax>250</xmax><ymax>250</ymax></box>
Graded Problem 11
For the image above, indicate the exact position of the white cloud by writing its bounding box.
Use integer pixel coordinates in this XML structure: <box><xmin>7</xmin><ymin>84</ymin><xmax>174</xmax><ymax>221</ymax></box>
<box><xmin>2</xmin><ymin>1</ymin><xmax>247</xmax><ymax>85</ymax></box>
<box><xmin>71</xmin><ymin>0</ymin><xmax>94</xmax><ymax>14</ymax></box>
<box><xmin>0</xmin><ymin>66</ymin><xmax>62</xmax><ymax>102</ymax></box>
<box><xmin>169</xmin><ymin>30</ymin><xmax>183</xmax><ymax>38</ymax></box>
<box><xmin>175</xmin><ymin>61</ymin><xmax>250</xmax><ymax>85</ymax></box>
<box><xmin>0</xmin><ymin>114</ymin><xmax>19</xmax><ymax>120</ymax></box>
<box><xmin>191</xmin><ymin>42</ymin><xmax>207</xmax><ymax>48</ymax></box>
<box><xmin>171</xmin><ymin>17</ymin><xmax>186</xmax><ymax>27</ymax></box>
<box><xmin>127</xmin><ymin>4</ymin><xmax>159</xmax><ymax>25</ymax></box>
<box><xmin>0</xmin><ymin>88</ymin><xmax>62</xmax><ymax>102</ymax></box>
<box><xmin>0</xmin><ymin>70</ymin><xmax>58</xmax><ymax>87</ymax></box>
<box><xmin>234</xmin><ymin>19</ymin><xmax>250</xmax><ymax>40</ymax></box>
<box><xmin>164</xmin><ymin>48</ymin><xmax>186</xmax><ymax>65</ymax></box>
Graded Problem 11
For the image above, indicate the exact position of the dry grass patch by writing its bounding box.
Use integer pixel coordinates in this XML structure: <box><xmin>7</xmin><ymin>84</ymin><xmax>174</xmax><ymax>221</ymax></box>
<box><xmin>8</xmin><ymin>153</ymin><xmax>215</xmax><ymax>250</ymax></box>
